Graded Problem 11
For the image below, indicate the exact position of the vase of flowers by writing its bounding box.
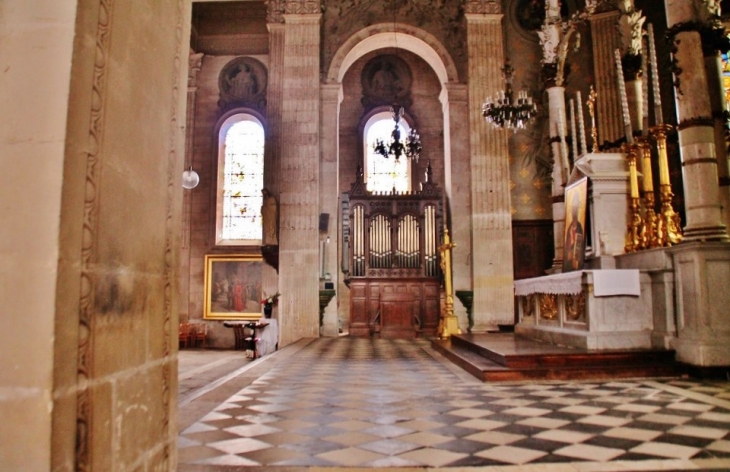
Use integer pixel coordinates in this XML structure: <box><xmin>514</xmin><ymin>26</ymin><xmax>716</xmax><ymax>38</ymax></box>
<box><xmin>260</xmin><ymin>292</ymin><xmax>280</xmax><ymax>317</ymax></box>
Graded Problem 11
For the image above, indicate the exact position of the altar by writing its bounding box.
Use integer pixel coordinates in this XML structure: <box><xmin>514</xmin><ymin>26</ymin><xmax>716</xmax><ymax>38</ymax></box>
<box><xmin>514</xmin><ymin>269</ymin><xmax>653</xmax><ymax>350</ymax></box>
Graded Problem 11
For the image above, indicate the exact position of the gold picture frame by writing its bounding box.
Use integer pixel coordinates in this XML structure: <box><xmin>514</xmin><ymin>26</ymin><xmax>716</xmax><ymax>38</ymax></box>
<box><xmin>203</xmin><ymin>254</ymin><xmax>263</xmax><ymax>320</ymax></box>
<box><xmin>563</xmin><ymin>177</ymin><xmax>588</xmax><ymax>272</ymax></box>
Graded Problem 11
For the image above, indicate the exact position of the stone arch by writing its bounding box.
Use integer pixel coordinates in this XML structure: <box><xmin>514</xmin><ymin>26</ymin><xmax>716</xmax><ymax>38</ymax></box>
<box><xmin>327</xmin><ymin>23</ymin><xmax>459</xmax><ymax>85</ymax></box>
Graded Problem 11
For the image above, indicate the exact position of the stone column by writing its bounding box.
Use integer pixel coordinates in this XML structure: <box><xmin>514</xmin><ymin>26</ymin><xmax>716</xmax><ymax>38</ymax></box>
<box><xmin>320</xmin><ymin>83</ymin><xmax>342</xmax><ymax>337</ymax></box>
<box><xmin>441</xmin><ymin>83</ymin><xmax>472</xmax><ymax>330</ymax></box>
<box><xmin>264</xmin><ymin>18</ymin><xmax>285</xmax><ymax>310</ymax></box>
<box><xmin>278</xmin><ymin>8</ymin><xmax>322</xmax><ymax>346</ymax></box>
<box><xmin>589</xmin><ymin>11</ymin><xmax>623</xmax><ymax>148</ymax></box>
<box><xmin>547</xmin><ymin>86</ymin><xmax>567</xmax><ymax>272</ymax></box>
<box><xmin>705</xmin><ymin>53</ymin><xmax>730</xmax><ymax>231</ymax></box>
<box><xmin>465</xmin><ymin>4</ymin><xmax>515</xmax><ymax>330</ymax></box>
<box><xmin>665</xmin><ymin>0</ymin><xmax>728</xmax><ymax>241</ymax></box>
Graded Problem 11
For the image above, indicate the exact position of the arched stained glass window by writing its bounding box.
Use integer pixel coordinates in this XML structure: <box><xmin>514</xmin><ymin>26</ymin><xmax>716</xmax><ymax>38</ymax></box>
<box><xmin>216</xmin><ymin>113</ymin><xmax>265</xmax><ymax>245</ymax></box>
<box><xmin>364</xmin><ymin>112</ymin><xmax>411</xmax><ymax>193</ymax></box>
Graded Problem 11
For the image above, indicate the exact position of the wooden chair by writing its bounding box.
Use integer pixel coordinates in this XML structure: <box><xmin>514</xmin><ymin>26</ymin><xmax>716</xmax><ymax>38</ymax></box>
<box><xmin>179</xmin><ymin>322</ymin><xmax>192</xmax><ymax>349</ymax></box>
<box><xmin>191</xmin><ymin>323</ymin><xmax>207</xmax><ymax>348</ymax></box>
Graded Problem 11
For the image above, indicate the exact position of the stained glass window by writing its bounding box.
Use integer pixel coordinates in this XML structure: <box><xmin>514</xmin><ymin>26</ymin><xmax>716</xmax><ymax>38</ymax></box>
<box><xmin>365</xmin><ymin>114</ymin><xmax>411</xmax><ymax>193</ymax></box>
<box><xmin>218</xmin><ymin>116</ymin><xmax>264</xmax><ymax>244</ymax></box>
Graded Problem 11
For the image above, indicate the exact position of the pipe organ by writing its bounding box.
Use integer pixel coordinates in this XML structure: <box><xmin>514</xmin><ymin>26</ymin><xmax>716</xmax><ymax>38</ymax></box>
<box><xmin>342</xmin><ymin>165</ymin><xmax>443</xmax><ymax>338</ymax></box>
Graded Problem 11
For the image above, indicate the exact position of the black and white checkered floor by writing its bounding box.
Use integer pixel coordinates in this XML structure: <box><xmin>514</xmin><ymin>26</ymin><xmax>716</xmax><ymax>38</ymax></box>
<box><xmin>178</xmin><ymin>338</ymin><xmax>730</xmax><ymax>470</ymax></box>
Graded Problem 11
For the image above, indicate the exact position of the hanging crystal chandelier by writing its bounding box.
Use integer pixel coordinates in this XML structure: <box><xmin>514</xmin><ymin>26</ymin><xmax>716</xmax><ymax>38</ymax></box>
<box><xmin>373</xmin><ymin>106</ymin><xmax>422</xmax><ymax>163</ymax></box>
<box><xmin>482</xmin><ymin>62</ymin><xmax>537</xmax><ymax>130</ymax></box>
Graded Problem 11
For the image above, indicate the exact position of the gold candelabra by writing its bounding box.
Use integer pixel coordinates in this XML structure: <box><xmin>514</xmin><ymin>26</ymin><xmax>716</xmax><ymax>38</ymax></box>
<box><xmin>438</xmin><ymin>228</ymin><xmax>461</xmax><ymax>340</ymax></box>
<box><xmin>637</xmin><ymin>137</ymin><xmax>658</xmax><ymax>248</ymax></box>
<box><xmin>650</xmin><ymin>124</ymin><xmax>683</xmax><ymax>246</ymax></box>
<box><xmin>623</xmin><ymin>143</ymin><xmax>646</xmax><ymax>252</ymax></box>
<box><xmin>587</xmin><ymin>85</ymin><xmax>599</xmax><ymax>153</ymax></box>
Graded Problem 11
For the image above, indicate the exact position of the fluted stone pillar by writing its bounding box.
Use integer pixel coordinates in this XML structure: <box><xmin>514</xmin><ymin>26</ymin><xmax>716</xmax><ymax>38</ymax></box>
<box><xmin>589</xmin><ymin>11</ymin><xmax>623</xmax><ymax>148</ymax></box>
<box><xmin>705</xmin><ymin>53</ymin><xmax>730</xmax><ymax>231</ymax></box>
<box><xmin>441</xmin><ymin>83</ymin><xmax>471</xmax><ymax>330</ymax></box>
<box><xmin>264</xmin><ymin>20</ymin><xmax>285</xmax><ymax>308</ymax></box>
<box><xmin>320</xmin><ymin>83</ymin><xmax>342</xmax><ymax>337</ymax></box>
<box><xmin>278</xmin><ymin>10</ymin><xmax>322</xmax><ymax>346</ymax></box>
<box><xmin>665</xmin><ymin>1</ymin><xmax>728</xmax><ymax>241</ymax></box>
<box><xmin>466</xmin><ymin>6</ymin><xmax>515</xmax><ymax>330</ymax></box>
<box><xmin>547</xmin><ymin>86</ymin><xmax>567</xmax><ymax>272</ymax></box>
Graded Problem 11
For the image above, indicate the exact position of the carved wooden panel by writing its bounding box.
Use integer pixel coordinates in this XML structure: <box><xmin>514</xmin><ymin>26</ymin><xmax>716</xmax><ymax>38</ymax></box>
<box><xmin>349</xmin><ymin>279</ymin><xmax>440</xmax><ymax>338</ymax></box>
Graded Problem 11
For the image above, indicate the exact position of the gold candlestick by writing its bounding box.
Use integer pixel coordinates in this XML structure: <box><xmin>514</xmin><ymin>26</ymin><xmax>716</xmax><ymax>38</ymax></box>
<box><xmin>438</xmin><ymin>228</ymin><xmax>461</xmax><ymax>339</ymax></box>
<box><xmin>650</xmin><ymin>124</ymin><xmax>683</xmax><ymax>246</ymax></box>
<box><xmin>587</xmin><ymin>85</ymin><xmax>598</xmax><ymax>153</ymax></box>
<box><xmin>623</xmin><ymin>143</ymin><xmax>646</xmax><ymax>252</ymax></box>
<box><xmin>637</xmin><ymin>137</ymin><xmax>658</xmax><ymax>247</ymax></box>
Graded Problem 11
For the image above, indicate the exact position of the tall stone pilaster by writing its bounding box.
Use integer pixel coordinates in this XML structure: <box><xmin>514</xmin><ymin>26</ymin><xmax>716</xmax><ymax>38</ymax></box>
<box><xmin>547</xmin><ymin>86</ymin><xmax>567</xmax><ymax>271</ymax></box>
<box><xmin>319</xmin><ymin>83</ymin><xmax>342</xmax><ymax>337</ymax></box>
<box><xmin>665</xmin><ymin>0</ymin><xmax>728</xmax><ymax>241</ymax></box>
<box><xmin>278</xmin><ymin>8</ymin><xmax>322</xmax><ymax>346</ymax></box>
<box><xmin>589</xmin><ymin>11</ymin><xmax>623</xmax><ymax>148</ymax></box>
<box><xmin>180</xmin><ymin>51</ymin><xmax>203</xmax><ymax>320</ymax></box>
<box><xmin>465</xmin><ymin>4</ymin><xmax>515</xmax><ymax>330</ymax></box>
<box><xmin>441</xmin><ymin>83</ymin><xmax>471</xmax><ymax>330</ymax></box>
<box><xmin>264</xmin><ymin>20</ymin><xmax>285</xmax><ymax>307</ymax></box>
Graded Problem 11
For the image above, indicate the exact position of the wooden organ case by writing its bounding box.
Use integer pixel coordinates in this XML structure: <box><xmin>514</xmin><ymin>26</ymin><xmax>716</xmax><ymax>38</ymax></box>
<box><xmin>342</xmin><ymin>165</ymin><xmax>443</xmax><ymax>338</ymax></box>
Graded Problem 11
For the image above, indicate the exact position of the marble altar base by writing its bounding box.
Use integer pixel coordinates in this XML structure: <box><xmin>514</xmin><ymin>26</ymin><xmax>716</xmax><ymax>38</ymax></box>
<box><xmin>515</xmin><ymin>270</ymin><xmax>652</xmax><ymax>350</ymax></box>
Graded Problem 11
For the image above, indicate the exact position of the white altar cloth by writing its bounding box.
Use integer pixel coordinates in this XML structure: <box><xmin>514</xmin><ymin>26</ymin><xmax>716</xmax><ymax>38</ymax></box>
<box><xmin>514</xmin><ymin>270</ymin><xmax>640</xmax><ymax>297</ymax></box>
<box><xmin>514</xmin><ymin>271</ymin><xmax>582</xmax><ymax>296</ymax></box>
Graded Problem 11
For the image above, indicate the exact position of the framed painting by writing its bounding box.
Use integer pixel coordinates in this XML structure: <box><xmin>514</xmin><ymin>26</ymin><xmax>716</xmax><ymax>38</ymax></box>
<box><xmin>562</xmin><ymin>177</ymin><xmax>588</xmax><ymax>273</ymax></box>
<box><xmin>204</xmin><ymin>254</ymin><xmax>263</xmax><ymax>320</ymax></box>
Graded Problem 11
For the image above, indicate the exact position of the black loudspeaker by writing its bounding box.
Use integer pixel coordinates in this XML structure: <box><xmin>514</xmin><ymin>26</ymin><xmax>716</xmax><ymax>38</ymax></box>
<box><xmin>319</xmin><ymin>213</ymin><xmax>329</xmax><ymax>233</ymax></box>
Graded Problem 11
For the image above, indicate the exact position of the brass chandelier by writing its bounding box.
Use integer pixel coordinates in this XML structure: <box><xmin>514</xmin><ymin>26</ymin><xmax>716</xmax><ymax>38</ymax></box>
<box><xmin>373</xmin><ymin>105</ymin><xmax>422</xmax><ymax>162</ymax></box>
<box><xmin>482</xmin><ymin>62</ymin><xmax>537</xmax><ymax>130</ymax></box>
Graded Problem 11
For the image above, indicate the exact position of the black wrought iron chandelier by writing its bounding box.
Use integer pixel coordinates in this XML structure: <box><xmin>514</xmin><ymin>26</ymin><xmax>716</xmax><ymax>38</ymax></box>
<box><xmin>482</xmin><ymin>62</ymin><xmax>537</xmax><ymax>130</ymax></box>
<box><xmin>373</xmin><ymin>105</ymin><xmax>422</xmax><ymax>162</ymax></box>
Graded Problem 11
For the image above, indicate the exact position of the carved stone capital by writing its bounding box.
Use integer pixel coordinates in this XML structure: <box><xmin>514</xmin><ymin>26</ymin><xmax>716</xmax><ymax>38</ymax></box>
<box><xmin>463</xmin><ymin>0</ymin><xmax>501</xmax><ymax>15</ymax></box>
<box><xmin>284</xmin><ymin>0</ymin><xmax>321</xmax><ymax>15</ymax></box>
<box><xmin>266</xmin><ymin>0</ymin><xmax>284</xmax><ymax>23</ymax></box>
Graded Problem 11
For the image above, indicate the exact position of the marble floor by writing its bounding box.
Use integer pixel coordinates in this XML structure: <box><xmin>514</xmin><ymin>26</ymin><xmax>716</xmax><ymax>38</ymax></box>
<box><xmin>177</xmin><ymin>338</ymin><xmax>730</xmax><ymax>471</ymax></box>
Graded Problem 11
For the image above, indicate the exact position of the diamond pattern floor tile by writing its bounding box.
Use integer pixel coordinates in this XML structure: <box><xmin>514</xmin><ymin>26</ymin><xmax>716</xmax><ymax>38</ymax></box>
<box><xmin>177</xmin><ymin>338</ymin><xmax>730</xmax><ymax>469</ymax></box>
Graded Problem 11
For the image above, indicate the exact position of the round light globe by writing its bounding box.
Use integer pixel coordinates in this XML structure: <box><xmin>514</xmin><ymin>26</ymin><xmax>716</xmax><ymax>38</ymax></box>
<box><xmin>182</xmin><ymin>168</ymin><xmax>200</xmax><ymax>189</ymax></box>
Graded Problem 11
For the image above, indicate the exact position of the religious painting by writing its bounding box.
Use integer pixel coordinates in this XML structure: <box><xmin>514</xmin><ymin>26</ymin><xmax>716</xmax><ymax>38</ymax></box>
<box><xmin>562</xmin><ymin>177</ymin><xmax>588</xmax><ymax>272</ymax></box>
<box><xmin>204</xmin><ymin>254</ymin><xmax>263</xmax><ymax>320</ymax></box>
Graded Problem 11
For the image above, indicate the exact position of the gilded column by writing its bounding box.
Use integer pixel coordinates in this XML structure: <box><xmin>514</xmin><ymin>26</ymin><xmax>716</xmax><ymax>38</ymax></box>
<box><xmin>465</xmin><ymin>1</ymin><xmax>515</xmax><ymax>331</ymax></box>
<box><xmin>278</xmin><ymin>3</ymin><xmax>322</xmax><ymax>346</ymax></box>
<box><xmin>589</xmin><ymin>10</ymin><xmax>623</xmax><ymax>148</ymax></box>
<box><xmin>665</xmin><ymin>0</ymin><xmax>729</xmax><ymax>241</ymax></box>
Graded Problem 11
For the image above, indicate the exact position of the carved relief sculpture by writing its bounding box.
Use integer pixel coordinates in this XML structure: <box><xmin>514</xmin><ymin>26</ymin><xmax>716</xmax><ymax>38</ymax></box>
<box><xmin>540</xmin><ymin>293</ymin><xmax>558</xmax><ymax>320</ymax></box>
<box><xmin>361</xmin><ymin>55</ymin><xmax>413</xmax><ymax>111</ymax></box>
<box><xmin>617</xmin><ymin>0</ymin><xmax>645</xmax><ymax>57</ymax></box>
<box><xmin>218</xmin><ymin>57</ymin><xmax>268</xmax><ymax>113</ymax></box>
